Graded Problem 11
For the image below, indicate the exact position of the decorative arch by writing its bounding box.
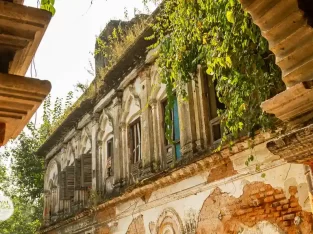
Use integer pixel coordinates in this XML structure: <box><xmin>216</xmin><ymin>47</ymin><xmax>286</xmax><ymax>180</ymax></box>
<box><xmin>98</xmin><ymin>110</ymin><xmax>114</xmax><ymax>142</ymax></box>
<box><xmin>153</xmin><ymin>208</ymin><xmax>184</xmax><ymax>234</ymax></box>
<box><xmin>79</xmin><ymin>127</ymin><xmax>92</xmax><ymax>155</ymax></box>
<box><xmin>121</xmin><ymin>90</ymin><xmax>141</xmax><ymax>125</ymax></box>
<box><xmin>44</xmin><ymin>159</ymin><xmax>61</xmax><ymax>190</ymax></box>
<box><xmin>65</xmin><ymin>141</ymin><xmax>75</xmax><ymax>166</ymax></box>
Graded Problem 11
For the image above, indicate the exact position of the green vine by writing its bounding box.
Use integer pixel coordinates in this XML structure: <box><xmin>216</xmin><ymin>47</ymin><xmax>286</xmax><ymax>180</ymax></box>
<box><xmin>150</xmin><ymin>0</ymin><xmax>284</xmax><ymax>143</ymax></box>
<box><xmin>40</xmin><ymin>0</ymin><xmax>56</xmax><ymax>15</ymax></box>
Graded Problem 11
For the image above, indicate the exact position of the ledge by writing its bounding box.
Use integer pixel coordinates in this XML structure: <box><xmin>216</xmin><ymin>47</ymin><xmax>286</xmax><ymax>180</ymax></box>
<box><xmin>261</xmin><ymin>82</ymin><xmax>313</xmax><ymax>123</ymax></box>
<box><xmin>267</xmin><ymin>123</ymin><xmax>313</xmax><ymax>164</ymax></box>
<box><xmin>0</xmin><ymin>73</ymin><xmax>51</xmax><ymax>146</ymax></box>
<box><xmin>0</xmin><ymin>1</ymin><xmax>51</xmax><ymax>76</ymax></box>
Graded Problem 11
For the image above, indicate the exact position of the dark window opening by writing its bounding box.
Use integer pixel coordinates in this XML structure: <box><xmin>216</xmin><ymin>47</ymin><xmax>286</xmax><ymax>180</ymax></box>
<box><xmin>130</xmin><ymin>119</ymin><xmax>141</xmax><ymax>164</ymax></box>
<box><xmin>204</xmin><ymin>74</ymin><xmax>226</xmax><ymax>144</ymax></box>
<box><xmin>106</xmin><ymin>138</ymin><xmax>113</xmax><ymax>177</ymax></box>
<box><xmin>163</xmin><ymin>97</ymin><xmax>181</xmax><ymax>161</ymax></box>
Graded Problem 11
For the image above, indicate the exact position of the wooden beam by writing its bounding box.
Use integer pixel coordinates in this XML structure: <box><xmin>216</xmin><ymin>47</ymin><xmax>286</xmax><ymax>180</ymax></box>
<box><xmin>0</xmin><ymin>73</ymin><xmax>51</xmax><ymax>146</ymax></box>
<box><xmin>0</xmin><ymin>1</ymin><xmax>51</xmax><ymax>76</ymax></box>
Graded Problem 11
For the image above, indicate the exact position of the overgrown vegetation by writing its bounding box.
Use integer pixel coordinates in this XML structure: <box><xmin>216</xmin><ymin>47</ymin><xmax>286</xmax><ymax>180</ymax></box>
<box><xmin>48</xmin><ymin>16</ymin><xmax>149</xmax><ymax>136</ymax></box>
<box><xmin>149</xmin><ymin>0</ymin><xmax>284</xmax><ymax>143</ymax></box>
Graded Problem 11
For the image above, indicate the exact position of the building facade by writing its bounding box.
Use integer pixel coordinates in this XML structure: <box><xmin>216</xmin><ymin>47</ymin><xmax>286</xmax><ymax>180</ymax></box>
<box><xmin>39</xmin><ymin>1</ymin><xmax>313</xmax><ymax>233</ymax></box>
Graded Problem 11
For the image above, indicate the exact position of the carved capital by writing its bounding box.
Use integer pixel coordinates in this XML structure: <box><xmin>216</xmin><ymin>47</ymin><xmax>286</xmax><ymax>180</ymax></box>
<box><xmin>149</xmin><ymin>98</ymin><xmax>157</xmax><ymax>108</ymax></box>
<box><xmin>119</xmin><ymin>122</ymin><xmax>126</xmax><ymax>130</ymax></box>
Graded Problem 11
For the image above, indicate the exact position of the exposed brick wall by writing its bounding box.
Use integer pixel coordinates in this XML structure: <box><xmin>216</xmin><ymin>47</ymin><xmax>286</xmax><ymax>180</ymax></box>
<box><xmin>96</xmin><ymin>207</ymin><xmax>116</xmax><ymax>223</ymax></box>
<box><xmin>126</xmin><ymin>215</ymin><xmax>145</xmax><ymax>234</ymax></box>
<box><xmin>207</xmin><ymin>159</ymin><xmax>237</xmax><ymax>183</ymax></box>
<box><xmin>95</xmin><ymin>225</ymin><xmax>110</xmax><ymax>234</ymax></box>
<box><xmin>196</xmin><ymin>182</ymin><xmax>313</xmax><ymax>234</ymax></box>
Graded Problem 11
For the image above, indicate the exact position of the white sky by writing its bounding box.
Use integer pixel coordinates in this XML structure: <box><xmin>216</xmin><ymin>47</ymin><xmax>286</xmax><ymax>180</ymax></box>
<box><xmin>25</xmin><ymin>0</ymin><xmax>156</xmax><ymax>101</ymax></box>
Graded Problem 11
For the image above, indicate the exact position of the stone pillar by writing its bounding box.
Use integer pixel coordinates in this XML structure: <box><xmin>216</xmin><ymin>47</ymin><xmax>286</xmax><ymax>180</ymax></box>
<box><xmin>139</xmin><ymin>75</ymin><xmax>154</xmax><ymax>176</ymax></box>
<box><xmin>150</xmin><ymin>99</ymin><xmax>162</xmax><ymax>170</ymax></box>
<box><xmin>178</xmin><ymin>83</ymin><xmax>197</xmax><ymax>159</ymax></box>
<box><xmin>91</xmin><ymin>114</ymin><xmax>100</xmax><ymax>191</ymax></box>
<box><xmin>192</xmin><ymin>65</ymin><xmax>210</xmax><ymax>151</ymax></box>
<box><xmin>111</xmin><ymin>92</ymin><xmax>124</xmax><ymax>187</ymax></box>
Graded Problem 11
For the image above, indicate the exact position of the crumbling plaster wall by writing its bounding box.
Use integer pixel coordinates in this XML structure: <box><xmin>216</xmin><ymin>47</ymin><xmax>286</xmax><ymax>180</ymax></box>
<box><xmin>105</xmin><ymin>152</ymin><xmax>312</xmax><ymax>234</ymax></box>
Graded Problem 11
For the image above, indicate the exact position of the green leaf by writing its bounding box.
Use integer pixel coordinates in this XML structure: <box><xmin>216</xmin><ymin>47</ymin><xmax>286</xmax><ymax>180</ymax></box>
<box><xmin>226</xmin><ymin>11</ymin><xmax>235</xmax><ymax>24</ymax></box>
<box><xmin>226</xmin><ymin>55</ymin><xmax>232</xmax><ymax>67</ymax></box>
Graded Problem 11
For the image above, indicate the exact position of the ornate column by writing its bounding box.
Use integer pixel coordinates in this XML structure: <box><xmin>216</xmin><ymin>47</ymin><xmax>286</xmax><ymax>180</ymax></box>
<box><xmin>178</xmin><ymin>83</ymin><xmax>198</xmax><ymax>159</ymax></box>
<box><xmin>150</xmin><ymin>98</ymin><xmax>162</xmax><ymax>170</ymax></box>
<box><xmin>111</xmin><ymin>91</ymin><xmax>124</xmax><ymax>188</ymax></box>
<box><xmin>139</xmin><ymin>72</ymin><xmax>154</xmax><ymax>177</ymax></box>
<box><xmin>91</xmin><ymin>113</ymin><xmax>100</xmax><ymax>191</ymax></box>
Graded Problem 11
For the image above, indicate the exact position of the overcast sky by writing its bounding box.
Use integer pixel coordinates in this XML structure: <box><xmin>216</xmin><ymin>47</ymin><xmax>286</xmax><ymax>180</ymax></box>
<box><xmin>25</xmin><ymin>0</ymin><xmax>156</xmax><ymax>101</ymax></box>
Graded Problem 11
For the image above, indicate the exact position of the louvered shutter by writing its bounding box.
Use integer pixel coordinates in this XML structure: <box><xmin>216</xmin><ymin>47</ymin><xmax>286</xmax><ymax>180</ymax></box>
<box><xmin>81</xmin><ymin>153</ymin><xmax>92</xmax><ymax>187</ymax></box>
<box><xmin>74</xmin><ymin>159</ymin><xmax>81</xmax><ymax>189</ymax></box>
<box><xmin>59</xmin><ymin>171</ymin><xmax>66</xmax><ymax>200</ymax></box>
<box><xmin>65</xmin><ymin>166</ymin><xmax>75</xmax><ymax>199</ymax></box>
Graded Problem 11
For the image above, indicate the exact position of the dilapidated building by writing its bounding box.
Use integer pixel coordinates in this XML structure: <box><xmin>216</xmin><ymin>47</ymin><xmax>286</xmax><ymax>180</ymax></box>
<box><xmin>39</xmin><ymin>1</ymin><xmax>313</xmax><ymax>233</ymax></box>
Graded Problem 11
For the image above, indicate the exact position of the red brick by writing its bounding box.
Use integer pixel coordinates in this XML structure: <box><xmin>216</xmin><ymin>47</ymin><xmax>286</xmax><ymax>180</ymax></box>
<box><xmin>279</xmin><ymin>199</ymin><xmax>289</xmax><ymax>205</ymax></box>
<box><xmin>258</xmin><ymin>209</ymin><xmax>265</xmax><ymax>215</ymax></box>
<box><xmin>276</xmin><ymin>206</ymin><xmax>282</xmax><ymax>211</ymax></box>
<box><xmin>290</xmin><ymin>202</ymin><xmax>298</xmax><ymax>208</ymax></box>
<box><xmin>246</xmin><ymin>208</ymin><xmax>253</xmax><ymax>213</ymax></box>
<box><xmin>266</xmin><ymin>190</ymin><xmax>274</xmax><ymax>196</ymax></box>
<box><xmin>272</xmin><ymin>202</ymin><xmax>280</xmax><ymax>207</ymax></box>
<box><xmin>283</xmin><ymin>221</ymin><xmax>291</xmax><ymax>226</ymax></box>
<box><xmin>259</xmin><ymin>214</ymin><xmax>267</xmax><ymax>219</ymax></box>
<box><xmin>289</xmin><ymin>186</ymin><xmax>298</xmax><ymax>196</ymax></box>
<box><xmin>274</xmin><ymin>212</ymin><xmax>281</xmax><ymax>217</ymax></box>
<box><xmin>274</xmin><ymin>194</ymin><xmax>285</xmax><ymax>200</ymax></box>
<box><xmin>250</xmin><ymin>189</ymin><xmax>259</xmax><ymax>195</ymax></box>
<box><xmin>264</xmin><ymin>196</ymin><xmax>275</xmax><ymax>203</ymax></box>
<box><xmin>282</xmin><ymin>204</ymin><xmax>289</xmax><ymax>210</ymax></box>
<box><xmin>236</xmin><ymin>209</ymin><xmax>246</xmax><ymax>215</ymax></box>
<box><xmin>283</xmin><ymin>214</ymin><xmax>295</xmax><ymax>220</ymax></box>
<box><xmin>289</xmin><ymin>207</ymin><xmax>302</xmax><ymax>213</ymax></box>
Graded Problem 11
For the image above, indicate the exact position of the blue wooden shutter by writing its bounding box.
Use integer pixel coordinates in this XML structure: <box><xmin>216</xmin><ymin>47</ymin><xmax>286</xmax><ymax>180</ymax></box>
<box><xmin>173</xmin><ymin>97</ymin><xmax>181</xmax><ymax>159</ymax></box>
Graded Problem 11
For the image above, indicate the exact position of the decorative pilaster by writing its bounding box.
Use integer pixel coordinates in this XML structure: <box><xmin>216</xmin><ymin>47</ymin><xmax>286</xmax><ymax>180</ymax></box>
<box><xmin>178</xmin><ymin>83</ymin><xmax>197</xmax><ymax>159</ymax></box>
<box><xmin>111</xmin><ymin>92</ymin><xmax>124</xmax><ymax>187</ymax></box>
<box><xmin>139</xmin><ymin>74</ymin><xmax>154</xmax><ymax>177</ymax></box>
<box><xmin>150</xmin><ymin>98</ymin><xmax>162</xmax><ymax>170</ymax></box>
<box><xmin>91</xmin><ymin>113</ymin><xmax>100</xmax><ymax>191</ymax></box>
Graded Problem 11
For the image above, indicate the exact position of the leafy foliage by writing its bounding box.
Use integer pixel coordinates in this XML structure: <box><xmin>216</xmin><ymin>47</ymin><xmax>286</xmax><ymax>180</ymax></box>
<box><xmin>0</xmin><ymin>94</ymin><xmax>69</xmax><ymax>232</ymax></box>
<box><xmin>40</xmin><ymin>0</ymin><xmax>56</xmax><ymax>15</ymax></box>
<box><xmin>0</xmin><ymin>196</ymin><xmax>42</xmax><ymax>234</ymax></box>
<box><xmin>150</xmin><ymin>0</ymin><xmax>284</xmax><ymax>142</ymax></box>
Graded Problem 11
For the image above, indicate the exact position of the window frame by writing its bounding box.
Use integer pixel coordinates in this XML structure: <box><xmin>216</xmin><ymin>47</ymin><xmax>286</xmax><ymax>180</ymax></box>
<box><xmin>203</xmin><ymin>73</ymin><xmax>225</xmax><ymax>146</ymax></box>
<box><xmin>162</xmin><ymin>97</ymin><xmax>181</xmax><ymax>162</ymax></box>
<box><xmin>106</xmin><ymin>138</ymin><xmax>113</xmax><ymax>177</ymax></box>
<box><xmin>129</xmin><ymin>118</ymin><xmax>141</xmax><ymax>164</ymax></box>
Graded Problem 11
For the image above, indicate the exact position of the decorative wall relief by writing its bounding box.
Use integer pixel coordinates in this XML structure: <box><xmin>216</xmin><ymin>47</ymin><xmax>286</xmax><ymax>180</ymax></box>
<box><xmin>150</xmin><ymin>208</ymin><xmax>184</xmax><ymax>234</ymax></box>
